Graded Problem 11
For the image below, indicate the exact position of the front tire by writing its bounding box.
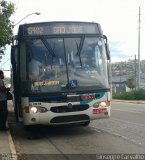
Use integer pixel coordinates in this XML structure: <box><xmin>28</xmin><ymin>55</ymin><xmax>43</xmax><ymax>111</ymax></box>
<box><xmin>23</xmin><ymin>125</ymin><xmax>33</xmax><ymax>131</ymax></box>
<box><xmin>82</xmin><ymin>121</ymin><xmax>90</xmax><ymax>126</ymax></box>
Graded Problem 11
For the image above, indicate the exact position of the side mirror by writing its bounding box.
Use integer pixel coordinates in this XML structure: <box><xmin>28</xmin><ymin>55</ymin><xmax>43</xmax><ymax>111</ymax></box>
<box><xmin>106</xmin><ymin>43</ymin><xmax>110</xmax><ymax>60</ymax></box>
<box><xmin>11</xmin><ymin>45</ymin><xmax>18</xmax><ymax>64</ymax></box>
<box><xmin>103</xmin><ymin>35</ymin><xmax>110</xmax><ymax>60</ymax></box>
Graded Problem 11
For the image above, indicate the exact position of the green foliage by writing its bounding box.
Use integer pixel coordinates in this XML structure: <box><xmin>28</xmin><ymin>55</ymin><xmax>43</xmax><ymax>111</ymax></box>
<box><xmin>113</xmin><ymin>88</ymin><xmax>145</xmax><ymax>100</ymax></box>
<box><xmin>134</xmin><ymin>89</ymin><xmax>145</xmax><ymax>100</ymax></box>
<box><xmin>126</xmin><ymin>76</ymin><xmax>136</xmax><ymax>89</ymax></box>
<box><xmin>0</xmin><ymin>0</ymin><xmax>15</xmax><ymax>48</ymax></box>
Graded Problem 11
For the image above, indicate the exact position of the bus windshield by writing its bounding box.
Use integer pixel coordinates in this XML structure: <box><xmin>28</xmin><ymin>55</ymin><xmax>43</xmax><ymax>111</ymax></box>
<box><xmin>20</xmin><ymin>36</ymin><xmax>109</xmax><ymax>93</ymax></box>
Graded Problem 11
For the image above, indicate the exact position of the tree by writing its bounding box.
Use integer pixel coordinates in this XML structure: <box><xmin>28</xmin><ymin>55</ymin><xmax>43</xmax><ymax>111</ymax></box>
<box><xmin>0</xmin><ymin>0</ymin><xmax>15</xmax><ymax>49</ymax></box>
<box><xmin>126</xmin><ymin>76</ymin><xmax>136</xmax><ymax>90</ymax></box>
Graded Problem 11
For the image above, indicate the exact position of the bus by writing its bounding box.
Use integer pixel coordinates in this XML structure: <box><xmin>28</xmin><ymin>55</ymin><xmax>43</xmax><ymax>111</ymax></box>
<box><xmin>11</xmin><ymin>21</ymin><xmax>111</xmax><ymax>128</ymax></box>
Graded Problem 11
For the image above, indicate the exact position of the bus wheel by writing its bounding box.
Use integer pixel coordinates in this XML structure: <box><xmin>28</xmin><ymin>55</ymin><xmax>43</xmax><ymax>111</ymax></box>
<box><xmin>23</xmin><ymin>125</ymin><xmax>32</xmax><ymax>131</ymax></box>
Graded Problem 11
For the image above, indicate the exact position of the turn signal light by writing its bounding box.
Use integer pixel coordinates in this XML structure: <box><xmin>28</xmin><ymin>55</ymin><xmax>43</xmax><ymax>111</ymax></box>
<box><xmin>24</xmin><ymin>106</ymin><xmax>29</xmax><ymax>113</ymax></box>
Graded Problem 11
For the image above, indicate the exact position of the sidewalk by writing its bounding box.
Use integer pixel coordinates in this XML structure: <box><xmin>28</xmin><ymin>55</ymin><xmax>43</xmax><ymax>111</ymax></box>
<box><xmin>0</xmin><ymin>100</ymin><xmax>17</xmax><ymax>159</ymax></box>
<box><xmin>0</xmin><ymin>130</ymin><xmax>11</xmax><ymax>154</ymax></box>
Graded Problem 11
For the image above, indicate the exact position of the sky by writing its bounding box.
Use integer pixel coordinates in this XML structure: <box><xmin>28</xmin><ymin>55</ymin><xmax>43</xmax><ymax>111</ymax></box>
<box><xmin>1</xmin><ymin>0</ymin><xmax>145</xmax><ymax>77</ymax></box>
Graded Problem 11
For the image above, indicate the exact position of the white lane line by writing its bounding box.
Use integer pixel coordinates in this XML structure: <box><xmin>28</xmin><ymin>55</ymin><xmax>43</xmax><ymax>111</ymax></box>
<box><xmin>91</xmin><ymin>126</ymin><xmax>140</xmax><ymax>146</ymax></box>
<box><xmin>7</xmin><ymin>126</ymin><xmax>17</xmax><ymax>160</ymax></box>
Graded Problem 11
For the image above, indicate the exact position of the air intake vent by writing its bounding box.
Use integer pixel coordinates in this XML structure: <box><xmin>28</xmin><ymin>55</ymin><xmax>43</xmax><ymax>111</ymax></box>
<box><xmin>50</xmin><ymin>114</ymin><xmax>90</xmax><ymax>124</ymax></box>
<box><xmin>51</xmin><ymin>104</ymin><xmax>89</xmax><ymax>113</ymax></box>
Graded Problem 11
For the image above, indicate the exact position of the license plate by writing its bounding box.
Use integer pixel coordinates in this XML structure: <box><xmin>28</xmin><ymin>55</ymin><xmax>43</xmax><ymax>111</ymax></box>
<box><xmin>93</xmin><ymin>108</ymin><xmax>107</xmax><ymax>114</ymax></box>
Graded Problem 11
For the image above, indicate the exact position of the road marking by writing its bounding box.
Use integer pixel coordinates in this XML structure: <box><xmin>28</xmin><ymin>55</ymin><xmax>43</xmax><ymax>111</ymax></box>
<box><xmin>91</xmin><ymin>126</ymin><xmax>141</xmax><ymax>147</ymax></box>
<box><xmin>7</xmin><ymin>125</ymin><xmax>17</xmax><ymax>160</ymax></box>
<box><xmin>91</xmin><ymin>125</ymin><xmax>129</xmax><ymax>139</ymax></box>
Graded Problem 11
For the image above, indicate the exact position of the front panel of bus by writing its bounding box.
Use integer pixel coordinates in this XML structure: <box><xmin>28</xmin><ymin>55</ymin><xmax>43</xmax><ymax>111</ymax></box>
<box><xmin>12</xmin><ymin>22</ymin><xmax>111</xmax><ymax>126</ymax></box>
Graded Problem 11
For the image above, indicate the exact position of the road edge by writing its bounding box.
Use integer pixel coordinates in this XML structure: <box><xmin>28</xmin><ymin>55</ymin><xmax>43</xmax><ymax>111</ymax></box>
<box><xmin>112</xmin><ymin>99</ymin><xmax>145</xmax><ymax>104</ymax></box>
<box><xmin>7</xmin><ymin>129</ymin><xmax>17</xmax><ymax>160</ymax></box>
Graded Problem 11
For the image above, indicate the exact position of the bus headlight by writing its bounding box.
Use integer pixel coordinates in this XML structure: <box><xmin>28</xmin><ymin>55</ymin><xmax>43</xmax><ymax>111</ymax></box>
<box><xmin>99</xmin><ymin>102</ymin><xmax>107</xmax><ymax>108</ymax></box>
<box><xmin>93</xmin><ymin>101</ymin><xmax>107</xmax><ymax>108</ymax></box>
<box><xmin>30</xmin><ymin>107</ymin><xmax>38</xmax><ymax>113</ymax></box>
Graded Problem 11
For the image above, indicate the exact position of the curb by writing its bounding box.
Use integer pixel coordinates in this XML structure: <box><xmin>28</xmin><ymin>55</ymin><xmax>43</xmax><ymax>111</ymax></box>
<box><xmin>6</xmin><ymin>101</ymin><xmax>17</xmax><ymax>160</ymax></box>
<box><xmin>112</xmin><ymin>99</ymin><xmax>145</xmax><ymax>104</ymax></box>
<box><xmin>7</xmin><ymin>124</ymin><xmax>17</xmax><ymax>160</ymax></box>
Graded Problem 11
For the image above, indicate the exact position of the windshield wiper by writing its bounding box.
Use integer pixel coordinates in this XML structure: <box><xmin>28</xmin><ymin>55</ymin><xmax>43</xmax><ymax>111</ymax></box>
<box><xmin>40</xmin><ymin>37</ymin><xmax>56</xmax><ymax>57</ymax></box>
<box><xmin>76</xmin><ymin>35</ymin><xmax>85</xmax><ymax>67</ymax></box>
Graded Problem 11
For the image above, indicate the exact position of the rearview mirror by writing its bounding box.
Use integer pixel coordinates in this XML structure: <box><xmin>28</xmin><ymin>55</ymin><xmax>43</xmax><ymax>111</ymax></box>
<box><xmin>103</xmin><ymin>35</ymin><xmax>110</xmax><ymax>60</ymax></box>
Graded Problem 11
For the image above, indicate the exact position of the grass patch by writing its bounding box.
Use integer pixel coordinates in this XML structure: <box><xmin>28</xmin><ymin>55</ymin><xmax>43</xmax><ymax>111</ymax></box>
<box><xmin>113</xmin><ymin>88</ymin><xmax>145</xmax><ymax>100</ymax></box>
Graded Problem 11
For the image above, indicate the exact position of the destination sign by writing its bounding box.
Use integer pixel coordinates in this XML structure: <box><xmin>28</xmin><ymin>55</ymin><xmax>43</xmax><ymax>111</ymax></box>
<box><xmin>22</xmin><ymin>22</ymin><xmax>101</xmax><ymax>36</ymax></box>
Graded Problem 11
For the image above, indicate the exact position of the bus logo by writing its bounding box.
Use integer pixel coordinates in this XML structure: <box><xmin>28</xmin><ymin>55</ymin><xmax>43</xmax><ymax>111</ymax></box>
<box><xmin>68</xmin><ymin>103</ymin><xmax>73</xmax><ymax>109</ymax></box>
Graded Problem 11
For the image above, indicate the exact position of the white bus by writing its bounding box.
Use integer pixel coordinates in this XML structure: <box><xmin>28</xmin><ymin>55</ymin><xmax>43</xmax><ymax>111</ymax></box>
<box><xmin>11</xmin><ymin>21</ymin><xmax>111</xmax><ymax>128</ymax></box>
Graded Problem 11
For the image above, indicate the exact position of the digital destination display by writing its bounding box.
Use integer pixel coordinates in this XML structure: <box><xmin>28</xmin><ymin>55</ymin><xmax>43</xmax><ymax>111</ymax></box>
<box><xmin>22</xmin><ymin>22</ymin><xmax>101</xmax><ymax>36</ymax></box>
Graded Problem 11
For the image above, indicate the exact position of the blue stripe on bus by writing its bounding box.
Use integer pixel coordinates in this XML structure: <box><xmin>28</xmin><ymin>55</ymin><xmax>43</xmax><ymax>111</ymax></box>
<box><xmin>28</xmin><ymin>92</ymin><xmax>105</xmax><ymax>103</ymax></box>
<box><xmin>29</xmin><ymin>95</ymin><xmax>68</xmax><ymax>102</ymax></box>
<box><xmin>80</xmin><ymin>92</ymin><xmax>105</xmax><ymax>104</ymax></box>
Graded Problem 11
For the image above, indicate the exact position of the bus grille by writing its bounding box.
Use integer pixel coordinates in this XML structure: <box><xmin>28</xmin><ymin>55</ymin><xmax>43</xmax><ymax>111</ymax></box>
<box><xmin>50</xmin><ymin>104</ymin><xmax>89</xmax><ymax>113</ymax></box>
<box><xmin>50</xmin><ymin>114</ymin><xmax>90</xmax><ymax>124</ymax></box>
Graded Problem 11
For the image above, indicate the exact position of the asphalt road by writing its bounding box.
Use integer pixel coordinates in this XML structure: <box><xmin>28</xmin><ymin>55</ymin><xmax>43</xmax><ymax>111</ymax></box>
<box><xmin>7</xmin><ymin>101</ymin><xmax>145</xmax><ymax>160</ymax></box>
<box><xmin>91</xmin><ymin>101</ymin><xmax>145</xmax><ymax>148</ymax></box>
<box><xmin>113</xmin><ymin>102</ymin><xmax>145</xmax><ymax>125</ymax></box>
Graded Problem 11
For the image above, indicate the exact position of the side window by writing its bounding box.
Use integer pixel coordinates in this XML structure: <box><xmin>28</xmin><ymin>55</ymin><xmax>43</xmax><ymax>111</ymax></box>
<box><xmin>94</xmin><ymin>39</ymin><xmax>108</xmax><ymax>77</ymax></box>
<box><xmin>11</xmin><ymin>45</ymin><xmax>18</xmax><ymax>70</ymax></box>
<box><xmin>20</xmin><ymin>43</ymin><xmax>27</xmax><ymax>80</ymax></box>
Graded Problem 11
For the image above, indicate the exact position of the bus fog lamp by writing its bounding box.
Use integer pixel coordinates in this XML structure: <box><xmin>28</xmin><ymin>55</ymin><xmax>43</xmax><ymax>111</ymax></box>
<box><xmin>93</xmin><ymin>102</ymin><xmax>99</xmax><ymax>108</ymax></box>
<box><xmin>30</xmin><ymin>107</ymin><xmax>38</xmax><ymax>113</ymax></box>
<box><xmin>31</xmin><ymin>118</ymin><xmax>36</xmax><ymax>122</ymax></box>
<box><xmin>39</xmin><ymin>107</ymin><xmax>47</xmax><ymax>113</ymax></box>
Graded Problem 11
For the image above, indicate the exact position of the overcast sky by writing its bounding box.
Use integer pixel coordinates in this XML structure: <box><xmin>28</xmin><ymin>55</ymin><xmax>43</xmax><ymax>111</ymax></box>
<box><xmin>2</xmin><ymin>0</ymin><xmax>145</xmax><ymax>76</ymax></box>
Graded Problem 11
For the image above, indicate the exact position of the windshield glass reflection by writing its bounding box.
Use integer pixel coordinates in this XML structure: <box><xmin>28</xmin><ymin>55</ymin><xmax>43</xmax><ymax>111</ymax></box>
<box><xmin>22</xmin><ymin>36</ymin><xmax>109</xmax><ymax>93</ymax></box>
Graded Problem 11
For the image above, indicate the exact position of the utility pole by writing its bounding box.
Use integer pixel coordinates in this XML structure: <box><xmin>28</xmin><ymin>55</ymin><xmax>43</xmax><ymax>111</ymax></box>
<box><xmin>135</xmin><ymin>54</ymin><xmax>137</xmax><ymax>90</ymax></box>
<box><xmin>137</xmin><ymin>6</ymin><xmax>141</xmax><ymax>88</ymax></box>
